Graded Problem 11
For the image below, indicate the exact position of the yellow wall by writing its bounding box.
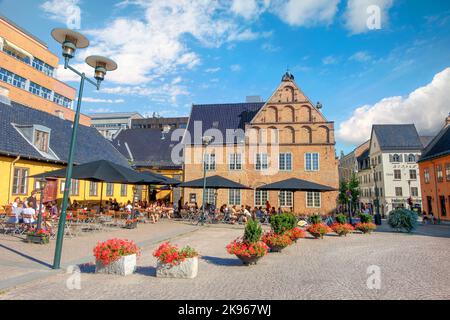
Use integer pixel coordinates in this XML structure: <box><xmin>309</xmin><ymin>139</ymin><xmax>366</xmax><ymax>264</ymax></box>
<box><xmin>0</xmin><ymin>155</ymin><xmax>134</xmax><ymax>206</ymax></box>
<box><xmin>138</xmin><ymin>168</ymin><xmax>183</xmax><ymax>202</ymax></box>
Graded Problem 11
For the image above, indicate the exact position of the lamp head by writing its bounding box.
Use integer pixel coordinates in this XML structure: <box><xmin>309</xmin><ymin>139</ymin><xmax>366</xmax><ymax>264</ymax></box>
<box><xmin>51</xmin><ymin>28</ymin><xmax>89</xmax><ymax>59</ymax></box>
<box><xmin>85</xmin><ymin>55</ymin><xmax>118</xmax><ymax>82</ymax></box>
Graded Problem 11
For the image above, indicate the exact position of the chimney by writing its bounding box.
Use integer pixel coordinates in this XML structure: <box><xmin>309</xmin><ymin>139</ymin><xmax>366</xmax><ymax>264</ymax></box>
<box><xmin>0</xmin><ymin>86</ymin><xmax>11</xmax><ymax>106</ymax></box>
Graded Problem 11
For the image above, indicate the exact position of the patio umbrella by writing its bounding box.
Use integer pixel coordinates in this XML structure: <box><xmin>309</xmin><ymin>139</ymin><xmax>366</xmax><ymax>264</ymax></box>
<box><xmin>257</xmin><ymin>178</ymin><xmax>336</xmax><ymax>213</ymax></box>
<box><xmin>135</xmin><ymin>171</ymin><xmax>181</xmax><ymax>186</ymax></box>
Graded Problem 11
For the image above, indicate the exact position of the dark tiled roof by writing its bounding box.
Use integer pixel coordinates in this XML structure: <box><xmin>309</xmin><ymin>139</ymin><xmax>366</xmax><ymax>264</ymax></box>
<box><xmin>186</xmin><ymin>102</ymin><xmax>265</xmax><ymax>144</ymax></box>
<box><xmin>0</xmin><ymin>101</ymin><xmax>129</xmax><ymax>167</ymax></box>
<box><xmin>419</xmin><ymin>136</ymin><xmax>434</xmax><ymax>148</ymax></box>
<box><xmin>112</xmin><ymin>128</ymin><xmax>182</xmax><ymax>169</ymax></box>
<box><xmin>258</xmin><ymin>178</ymin><xmax>336</xmax><ymax>191</ymax></box>
<box><xmin>419</xmin><ymin>125</ymin><xmax>450</xmax><ymax>162</ymax></box>
<box><xmin>372</xmin><ymin>124</ymin><xmax>423</xmax><ymax>151</ymax></box>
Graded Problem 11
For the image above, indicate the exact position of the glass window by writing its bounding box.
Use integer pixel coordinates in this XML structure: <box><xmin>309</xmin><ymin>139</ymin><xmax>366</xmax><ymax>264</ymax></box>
<box><xmin>424</xmin><ymin>168</ymin><xmax>430</xmax><ymax>184</ymax></box>
<box><xmin>0</xmin><ymin>67</ymin><xmax>26</xmax><ymax>89</ymax></box>
<box><xmin>12</xmin><ymin>168</ymin><xmax>29</xmax><ymax>195</ymax></box>
<box><xmin>254</xmin><ymin>190</ymin><xmax>268</xmax><ymax>207</ymax></box>
<box><xmin>305</xmin><ymin>153</ymin><xmax>319</xmax><ymax>171</ymax></box>
<box><xmin>53</xmin><ymin>93</ymin><xmax>73</xmax><ymax>108</ymax></box>
<box><xmin>392</xmin><ymin>154</ymin><xmax>401</xmax><ymax>162</ymax></box>
<box><xmin>411</xmin><ymin>187</ymin><xmax>418</xmax><ymax>197</ymax></box>
<box><xmin>446</xmin><ymin>163</ymin><xmax>450</xmax><ymax>182</ymax></box>
<box><xmin>255</xmin><ymin>153</ymin><xmax>268</xmax><ymax>170</ymax></box>
<box><xmin>32</xmin><ymin>57</ymin><xmax>54</xmax><ymax>77</ymax></box>
<box><xmin>34</xmin><ymin>130</ymin><xmax>49</xmax><ymax>153</ymax></box>
<box><xmin>279</xmin><ymin>153</ymin><xmax>292</xmax><ymax>171</ymax></box>
<box><xmin>306</xmin><ymin>192</ymin><xmax>321</xmax><ymax>208</ymax></box>
<box><xmin>279</xmin><ymin>190</ymin><xmax>293</xmax><ymax>207</ymax></box>
<box><xmin>394</xmin><ymin>170</ymin><xmax>401</xmax><ymax>180</ymax></box>
<box><xmin>204</xmin><ymin>188</ymin><xmax>215</xmax><ymax>204</ymax></box>
<box><xmin>120</xmin><ymin>184</ymin><xmax>127</xmax><ymax>197</ymax></box>
<box><xmin>407</xmin><ymin>154</ymin><xmax>416</xmax><ymax>162</ymax></box>
<box><xmin>204</xmin><ymin>154</ymin><xmax>216</xmax><ymax>171</ymax></box>
<box><xmin>89</xmin><ymin>182</ymin><xmax>98</xmax><ymax>196</ymax></box>
<box><xmin>106</xmin><ymin>183</ymin><xmax>114</xmax><ymax>197</ymax></box>
<box><xmin>395</xmin><ymin>187</ymin><xmax>403</xmax><ymax>197</ymax></box>
<box><xmin>228</xmin><ymin>189</ymin><xmax>241</xmax><ymax>206</ymax></box>
<box><xmin>436</xmin><ymin>165</ymin><xmax>443</xmax><ymax>182</ymax></box>
<box><xmin>71</xmin><ymin>180</ymin><xmax>79</xmax><ymax>196</ymax></box>
<box><xmin>409</xmin><ymin>169</ymin><xmax>417</xmax><ymax>180</ymax></box>
<box><xmin>29</xmin><ymin>82</ymin><xmax>52</xmax><ymax>100</ymax></box>
<box><xmin>228</xmin><ymin>153</ymin><xmax>242</xmax><ymax>170</ymax></box>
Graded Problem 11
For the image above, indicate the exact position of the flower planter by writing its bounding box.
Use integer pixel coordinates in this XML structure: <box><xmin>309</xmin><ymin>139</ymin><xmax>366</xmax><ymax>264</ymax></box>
<box><xmin>95</xmin><ymin>254</ymin><xmax>137</xmax><ymax>276</ymax></box>
<box><xmin>124</xmin><ymin>222</ymin><xmax>138</xmax><ymax>229</ymax></box>
<box><xmin>156</xmin><ymin>257</ymin><xmax>198</xmax><ymax>279</ymax></box>
<box><xmin>268</xmin><ymin>244</ymin><xmax>287</xmax><ymax>252</ymax></box>
<box><xmin>236</xmin><ymin>255</ymin><xmax>262</xmax><ymax>266</ymax></box>
<box><xmin>309</xmin><ymin>233</ymin><xmax>324</xmax><ymax>239</ymax></box>
<box><xmin>26</xmin><ymin>234</ymin><xmax>49</xmax><ymax>244</ymax></box>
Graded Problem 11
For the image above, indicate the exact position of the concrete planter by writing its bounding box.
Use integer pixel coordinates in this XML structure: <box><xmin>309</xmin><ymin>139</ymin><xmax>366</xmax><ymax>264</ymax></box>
<box><xmin>26</xmin><ymin>234</ymin><xmax>50</xmax><ymax>244</ymax></box>
<box><xmin>156</xmin><ymin>257</ymin><xmax>198</xmax><ymax>279</ymax></box>
<box><xmin>95</xmin><ymin>254</ymin><xmax>137</xmax><ymax>276</ymax></box>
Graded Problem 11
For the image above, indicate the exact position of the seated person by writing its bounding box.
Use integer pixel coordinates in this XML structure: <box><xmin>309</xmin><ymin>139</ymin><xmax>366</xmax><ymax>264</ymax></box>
<box><xmin>22</xmin><ymin>206</ymin><xmax>37</xmax><ymax>225</ymax></box>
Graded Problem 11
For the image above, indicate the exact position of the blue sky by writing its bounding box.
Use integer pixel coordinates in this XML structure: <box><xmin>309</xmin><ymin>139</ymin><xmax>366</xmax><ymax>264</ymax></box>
<box><xmin>1</xmin><ymin>0</ymin><xmax>450</xmax><ymax>153</ymax></box>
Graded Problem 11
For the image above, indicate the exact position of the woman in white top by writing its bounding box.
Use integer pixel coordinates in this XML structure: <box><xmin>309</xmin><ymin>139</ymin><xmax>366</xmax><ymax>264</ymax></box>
<box><xmin>23</xmin><ymin>207</ymin><xmax>36</xmax><ymax>224</ymax></box>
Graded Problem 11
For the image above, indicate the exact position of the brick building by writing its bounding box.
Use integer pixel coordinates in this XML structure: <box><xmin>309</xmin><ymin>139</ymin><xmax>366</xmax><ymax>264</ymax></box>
<box><xmin>182</xmin><ymin>72</ymin><xmax>339</xmax><ymax>215</ymax></box>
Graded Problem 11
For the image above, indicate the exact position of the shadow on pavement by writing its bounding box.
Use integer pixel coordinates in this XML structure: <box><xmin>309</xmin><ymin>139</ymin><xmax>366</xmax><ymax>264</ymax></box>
<box><xmin>135</xmin><ymin>266</ymin><xmax>156</xmax><ymax>276</ymax></box>
<box><xmin>373</xmin><ymin>223</ymin><xmax>450</xmax><ymax>239</ymax></box>
<box><xmin>201</xmin><ymin>255</ymin><xmax>243</xmax><ymax>266</ymax></box>
<box><xmin>0</xmin><ymin>243</ymin><xmax>52</xmax><ymax>269</ymax></box>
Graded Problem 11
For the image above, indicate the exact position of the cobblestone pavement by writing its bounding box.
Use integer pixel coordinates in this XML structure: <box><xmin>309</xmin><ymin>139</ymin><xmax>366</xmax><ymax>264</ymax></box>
<box><xmin>1</xmin><ymin>222</ymin><xmax>449</xmax><ymax>300</ymax></box>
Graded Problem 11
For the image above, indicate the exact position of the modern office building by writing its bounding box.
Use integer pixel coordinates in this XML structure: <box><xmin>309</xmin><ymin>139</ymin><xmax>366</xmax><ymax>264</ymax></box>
<box><xmin>131</xmin><ymin>116</ymin><xmax>188</xmax><ymax>131</ymax></box>
<box><xmin>90</xmin><ymin>112</ymin><xmax>144</xmax><ymax>140</ymax></box>
<box><xmin>0</xmin><ymin>15</ymin><xmax>90</xmax><ymax>126</ymax></box>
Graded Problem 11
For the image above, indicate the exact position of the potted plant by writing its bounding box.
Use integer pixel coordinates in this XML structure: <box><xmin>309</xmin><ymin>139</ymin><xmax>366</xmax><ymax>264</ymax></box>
<box><xmin>261</xmin><ymin>232</ymin><xmax>292</xmax><ymax>252</ymax></box>
<box><xmin>331</xmin><ymin>213</ymin><xmax>354</xmax><ymax>236</ymax></box>
<box><xmin>124</xmin><ymin>218</ymin><xmax>138</xmax><ymax>229</ymax></box>
<box><xmin>269</xmin><ymin>213</ymin><xmax>297</xmax><ymax>235</ymax></box>
<box><xmin>355</xmin><ymin>213</ymin><xmax>377</xmax><ymax>234</ymax></box>
<box><xmin>26</xmin><ymin>228</ymin><xmax>50</xmax><ymax>244</ymax></box>
<box><xmin>94</xmin><ymin>238</ymin><xmax>140</xmax><ymax>276</ymax></box>
<box><xmin>285</xmin><ymin>227</ymin><xmax>306</xmax><ymax>242</ymax></box>
<box><xmin>227</xmin><ymin>218</ymin><xmax>268</xmax><ymax>265</ymax></box>
<box><xmin>154</xmin><ymin>242</ymin><xmax>199</xmax><ymax>278</ymax></box>
<box><xmin>306</xmin><ymin>223</ymin><xmax>332</xmax><ymax>239</ymax></box>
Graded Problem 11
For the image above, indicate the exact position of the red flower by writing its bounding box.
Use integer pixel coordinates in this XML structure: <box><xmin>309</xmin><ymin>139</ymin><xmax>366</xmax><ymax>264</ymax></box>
<box><xmin>153</xmin><ymin>242</ymin><xmax>198</xmax><ymax>266</ymax></box>
<box><xmin>284</xmin><ymin>227</ymin><xmax>306</xmax><ymax>241</ymax></box>
<box><xmin>331</xmin><ymin>223</ymin><xmax>354</xmax><ymax>236</ymax></box>
<box><xmin>93</xmin><ymin>238</ymin><xmax>140</xmax><ymax>266</ymax></box>
<box><xmin>355</xmin><ymin>222</ymin><xmax>376</xmax><ymax>234</ymax></box>
<box><xmin>226</xmin><ymin>238</ymin><xmax>269</xmax><ymax>258</ymax></box>
<box><xmin>306</xmin><ymin>223</ymin><xmax>332</xmax><ymax>239</ymax></box>
<box><xmin>261</xmin><ymin>232</ymin><xmax>293</xmax><ymax>247</ymax></box>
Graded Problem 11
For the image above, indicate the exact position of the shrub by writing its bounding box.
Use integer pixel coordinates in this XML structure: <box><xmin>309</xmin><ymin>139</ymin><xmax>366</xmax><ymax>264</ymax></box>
<box><xmin>261</xmin><ymin>232</ymin><xmax>293</xmax><ymax>248</ymax></box>
<box><xmin>335</xmin><ymin>214</ymin><xmax>348</xmax><ymax>225</ymax></box>
<box><xmin>227</xmin><ymin>240</ymin><xmax>268</xmax><ymax>258</ymax></box>
<box><xmin>306</xmin><ymin>223</ymin><xmax>332</xmax><ymax>239</ymax></box>
<box><xmin>285</xmin><ymin>227</ymin><xmax>306</xmax><ymax>241</ymax></box>
<box><xmin>388</xmin><ymin>209</ymin><xmax>418</xmax><ymax>233</ymax></box>
<box><xmin>94</xmin><ymin>238</ymin><xmax>140</xmax><ymax>266</ymax></box>
<box><xmin>331</xmin><ymin>223</ymin><xmax>354</xmax><ymax>236</ymax></box>
<box><xmin>359</xmin><ymin>213</ymin><xmax>373</xmax><ymax>223</ymax></box>
<box><xmin>309</xmin><ymin>214</ymin><xmax>322</xmax><ymax>225</ymax></box>
<box><xmin>355</xmin><ymin>222</ymin><xmax>376</xmax><ymax>234</ymax></box>
<box><xmin>270</xmin><ymin>213</ymin><xmax>297</xmax><ymax>235</ymax></box>
<box><xmin>153</xmin><ymin>242</ymin><xmax>198</xmax><ymax>266</ymax></box>
<box><xmin>244</xmin><ymin>218</ymin><xmax>263</xmax><ymax>243</ymax></box>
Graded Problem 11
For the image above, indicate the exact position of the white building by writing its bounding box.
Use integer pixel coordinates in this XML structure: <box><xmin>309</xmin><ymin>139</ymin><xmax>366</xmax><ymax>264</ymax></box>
<box><xmin>90</xmin><ymin>112</ymin><xmax>144</xmax><ymax>140</ymax></box>
<box><xmin>368</xmin><ymin>124</ymin><xmax>433</xmax><ymax>215</ymax></box>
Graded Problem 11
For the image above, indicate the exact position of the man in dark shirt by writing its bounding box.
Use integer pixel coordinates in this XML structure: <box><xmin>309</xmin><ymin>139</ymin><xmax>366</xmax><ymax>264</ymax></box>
<box><xmin>26</xmin><ymin>191</ymin><xmax>37</xmax><ymax>210</ymax></box>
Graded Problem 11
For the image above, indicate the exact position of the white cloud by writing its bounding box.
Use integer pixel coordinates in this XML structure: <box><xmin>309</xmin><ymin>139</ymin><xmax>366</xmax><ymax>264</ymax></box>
<box><xmin>82</xmin><ymin>98</ymin><xmax>125</xmax><ymax>104</ymax></box>
<box><xmin>205</xmin><ymin>67</ymin><xmax>221</xmax><ymax>73</ymax></box>
<box><xmin>261</xmin><ymin>42</ymin><xmax>280</xmax><ymax>52</ymax></box>
<box><xmin>230</xmin><ymin>64</ymin><xmax>242</xmax><ymax>72</ymax></box>
<box><xmin>85</xmin><ymin>107</ymin><xmax>114</xmax><ymax>113</ymax></box>
<box><xmin>230</xmin><ymin>0</ymin><xmax>270</xmax><ymax>20</ymax></box>
<box><xmin>344</xmin><ymin>0</ymin><xmax>393</xmax><ymax>34</ymax></box>
<box><xmin>41</xmin><ymin>0</ymin><xmax>81</xmax><ymax>29</ymax></box>
<box><xmin>322</xmin><ymin>55</ymin><xmax>338</xmax><ymax>65</ymax></box>
<box><xmin>349</xmin><ymin>51</ymin><xmax>372</xmax><ymax>62</ymax></box>
<box><xmin>337</xmin><ymin>67</ymin><xmax>450</xmax><ymax>145</ymax></box>
<box><xmin>270</xmin><ymin>0</ymin><xmax>340</xmax><ymax>27</ymax></box>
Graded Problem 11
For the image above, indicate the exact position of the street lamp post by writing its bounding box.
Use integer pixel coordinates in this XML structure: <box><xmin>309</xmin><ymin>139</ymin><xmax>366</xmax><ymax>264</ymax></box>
<box><xmin>201</xmin><ymin>136</ymin><xmax>213</xmax><ymax>225</ymax></box>
<box><xmin>371</xmin><ymin>164</ymin><xmax>380</xmax><ymax>216</ymax></box>
<box><xmin>51</xmin><ymin>28</ymin><xmax>117</xmax><ymax>269</ymax></box>
<box><xmin>36</xmin><ymin>178</ymin><xmax>48</xmax><ymax>232</ymax></box>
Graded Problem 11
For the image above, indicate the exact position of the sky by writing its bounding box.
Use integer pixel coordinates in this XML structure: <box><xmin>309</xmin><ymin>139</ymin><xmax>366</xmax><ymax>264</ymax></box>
<box><xmin>1</xmin><ymin>0</ymin><xmax>450</xmax><ymax>154</ymax></box>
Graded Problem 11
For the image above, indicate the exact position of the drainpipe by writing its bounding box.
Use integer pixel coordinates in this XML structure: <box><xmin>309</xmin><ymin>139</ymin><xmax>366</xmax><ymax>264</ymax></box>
<box><xmin>8</xmin><ymin>155</ymin><xmax>21</xmax><ymax>204</ymax></box>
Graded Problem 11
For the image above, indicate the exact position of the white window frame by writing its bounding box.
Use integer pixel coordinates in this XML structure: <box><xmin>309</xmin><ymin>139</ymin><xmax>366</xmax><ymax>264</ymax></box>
<box><xmin>228</xmin><ymin>153</ymin><xmax>242</xmax><ymax>171</ymax></box>
<box><xmin>306</xmin><ymin>191</ymin><xmax>321</xmax><ymax>208</ymax></box>
<box><xmin>255</xmin><ymin>153</ymin><xmax>268</xmax><ymax>171</ymax></box>
<box><xmin>228</xmin><ymin>189</ymin><xmax>241</xmax><ymax>206</ymax></box>
<box><xmin>279</xmin><ymin>190</ymin><xmax>293</xmax><ymax>207</ymax></box>
<box><xmin>305</xmin><ymin>153</ymin><xmax>319</xmax><ymax>171</ymax></box>
<box><xmin>204</xmin><ymin>188</ymin><xmax>216</xmax><ymax>204</ymax></box>
<box><xmin>279</xmin><ymin>152</ymin><xmax>292</xmax><ymax>171</ymax></box>
<box><xmin>204</xmin><ymin>153</ymin><xmax>216</xmax><ymax>171</ymax></box>
<box><xmin>106</xmin><ymin>183</ymin><xmax>114</xmax><ymax>197</ymax></box>
<box><xmin>254</xmin><ymin>190</ymin><xmax>268</xmax><ymax>207</ymax></box>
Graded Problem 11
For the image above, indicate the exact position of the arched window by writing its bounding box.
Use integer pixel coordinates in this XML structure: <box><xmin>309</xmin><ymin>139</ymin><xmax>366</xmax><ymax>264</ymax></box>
<box><xmin>300</xmin><ymin>126</ymin><xmax>312</xmax><ymax>144</ymax></box>
<box><xmin>407</xmin><ymin>154</ymin><xmax>416</xmax><ymax>162</ymax></box>
<box><xmin>392</xmin><ymin>154</ymin><xmax>401</xmax><ymax>162</ymax></box>
<box><xmin>281</xmin><ymin>105</ymin><xmax>295</xmax><ymax>122</ymax></box>
<box><xmin>266</xmin><ymin>106</ymin><xmax>278</xmax><ymax>123</ymax></box>
<box><xmin>268</xmin><ymin>126</ymin><xmax>279</xmax><ymax>144</ymax></box>
<box><xmin>318</xmin><ymin>126</ymin><xmax>330</xmax><ymax>143</ymax></box>
<box><xmin>299</xmin><ymin>105</ymin><xmax>312</xmax><ymax>122</ymax></box>
<box><xmin>284</xmin><ymin>126</ymin><xmax>295</xmax><ymax>143</ymax></box>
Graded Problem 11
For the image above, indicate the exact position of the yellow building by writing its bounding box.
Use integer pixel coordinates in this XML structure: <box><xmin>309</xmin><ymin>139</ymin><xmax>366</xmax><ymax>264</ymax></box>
<box><xmin>0</xmin><ymin>15</ymin><xmax>91</xmax><ymax>126</ymax></box>
<box><xmin>0</xmin><ymin>99</ymin><xmax>134</xmax><ymax>207</ymax></box>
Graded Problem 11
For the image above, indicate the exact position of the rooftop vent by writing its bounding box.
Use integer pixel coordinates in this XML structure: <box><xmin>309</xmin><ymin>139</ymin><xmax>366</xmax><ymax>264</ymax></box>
<box><xmin>55</xmin><ymin>110</ymin><xmax>65</xmax><ymax>120</ymax></box>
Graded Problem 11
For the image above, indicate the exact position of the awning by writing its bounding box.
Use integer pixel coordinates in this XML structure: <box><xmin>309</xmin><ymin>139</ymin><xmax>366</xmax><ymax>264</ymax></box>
<box><xmin>179</xmin><ymin>175</ymin><xmax>252</xmax><ymax>190</ymax></box>
<box><xmin>257</xmin><ymin>178</ymin><xmax>336</xmax><ymax>192</ymax></box>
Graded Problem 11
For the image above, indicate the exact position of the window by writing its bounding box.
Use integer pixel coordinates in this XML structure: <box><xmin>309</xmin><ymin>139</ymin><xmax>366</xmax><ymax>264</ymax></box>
<box><xmin>60</xmin><ymin>180</ymin><xmax>65</xmax><ymax>193</ymax></box>
<box><xmin>446</xmin><ymin>163</ymin><xmax>450</xmax><ymax>181</ymax></box>
<box><xmin>120</xmin><ymin>184</ymin><xmax>127</xmax><ymax>197</ymax></box>
<box><xmin>3</xmin><ymin>47</ymin><xmax>30</xmax><ymax>64</ymax></box>
<box><xmin>392</xmin><ymin>154</ymin><xmax>401</xmax><ymax>162</ymax></box>
<box><xmin>204</xmin><ymin>153</ymin><xmax>216</xmax><ymax>171</ymax></box>
<box><xmin>395</xmin><ymin>187</ymin><xmax>403</xmax><ymax>197</ymax></box>
<box><xmin>71</xmin><ymin>180</ymin><xmax>79</xmax><ymax>196</ymax></box>
<box><xmin>436</xmin><ymin>165</ymin><xmax>443</xmax><ymax>182</ymax></box>
<box><xmin>279</xmin><ymin>191</ymin><xmax>293</xmax><ymax>207</ymax></box>
<box><xmin>279</xmin><ymin>153</ymin><xmax>292</xmax><ymax>171</ymax></box>
<box><xmin>254</xmin><ymin>190</ymin><xmax>268</xmax><ymax>207</ymax></box>
<box><xmin>204</xmin><ymin>188</ymin><xmax>215</xmax><ymax>204</ymax></box>
<box><xmin>32</xmin><ymin>57</ymin><xmax>54</xmax><ymax>77</ymax></box>
<box><xmin>306</xmin><ymin>192</ymin><xmax>321</xmax><ymax>208</ymax></box>
<box><xmin>228</xmin><ymin>189</ymin><xmax>241</xmax><ymax>205</ymax></box>
<box><xmin>106</xmin><ymin>183</ymin><xmax>114</xmax><ymax>197</ymax></box>
<box><xmin>378</xmin><ymin>155</ymin><xmax>382</xmax><ymax>164</ymax></box>
<box><xmin>394</xmin><ymin>169</ymin><xmax>401</xmax><ymax>180</ymax></box>
<box><xmin>12</xmin><ymin>167</ymin><xmax>29</xmax><ymax>195</ymax></box>
<box><xmin>229</xmin><ymin>153</ymin><xmax>242</xmax><ymax>170</ymax></box>
<box><xmin>29</xmin><ymin>82</ymin><xmax>52</xmax><ymax>100</ymax></box>
<box><xmin>379</xmin><ymin>187</ymin><xmax>383</xmax><ymax>197</ymax></box>
<box><xmin>409</xmin><ymin>169</ymin><xmax>417</xmax><ymax>180</ymax></box>
<box><xmin>0</xmin><ymin>67</ymin><xmax>26</xmax><ymax>89</ymax></box>
<box><xmin>89</xmin><ymin>182</ymin><xmax>98</xmax><ymax>196</ymax></box>
<box><xmin>53</xmin><ymin>93</ymin><xmax>72</xmax><ymax>109</ymax></box>
<box><xmin>407</xmin><ymin>154</ymin><xmax>416</xmax><ymax>162</ymax></box>
<box><xmin>411</xmin><ymin>187</ymin><xmax>418</xmax><ymax>197</ymax></box>
<box><xmin>305</xmin><ymin>153</ymin><xmax>319</xmax><ymax>171</ymax></box>
<box><xmin>34</xmin><ymin>130</ymin><xmax>49</xmax><ymax>153</ymax></box>
<box><xmin>255</xmin><ymin>153</ymin><xmax>268</xmax><ymax>170</ymax></box>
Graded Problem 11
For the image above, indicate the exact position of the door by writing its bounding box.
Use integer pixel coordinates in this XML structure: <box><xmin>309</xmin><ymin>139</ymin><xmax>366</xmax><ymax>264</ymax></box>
<box><xmin>440</xmin><ymin>196</ymin><xmax>447</xmax><ymax>217</ymax></box>
<box><xmin>44</xmin><ymin>179</ymin><xmax>58</xmax><ymax>203</ymax></box>
<box><xmin>427</xmin><ymin>196</ymin><xmax>433</xmax><ymax>214</ymax></box>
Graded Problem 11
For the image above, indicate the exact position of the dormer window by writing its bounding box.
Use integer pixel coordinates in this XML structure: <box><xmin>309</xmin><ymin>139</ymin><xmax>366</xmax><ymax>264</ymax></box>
<box><xmin>34</xmin><ymin>129</ymin><xmax>49</xmax><ymax>152</ymax></box>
